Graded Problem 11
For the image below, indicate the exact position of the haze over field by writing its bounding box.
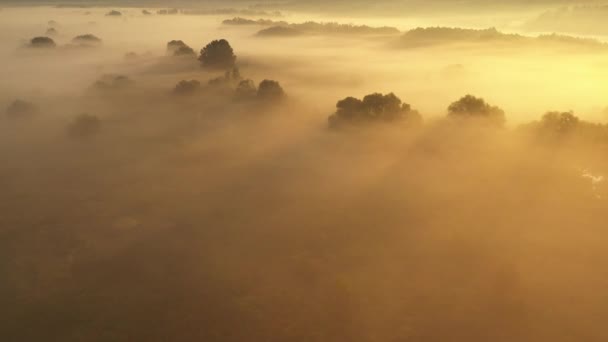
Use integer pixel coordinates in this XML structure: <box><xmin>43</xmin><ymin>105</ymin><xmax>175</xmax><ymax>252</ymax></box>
<box><xmin>2</xmin><ymin>1</ymin><xmax>608</xmax><ymax>342</ymax></box>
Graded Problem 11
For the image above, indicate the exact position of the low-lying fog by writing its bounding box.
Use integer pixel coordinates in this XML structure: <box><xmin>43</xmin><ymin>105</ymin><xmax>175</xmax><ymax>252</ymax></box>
<box><xmin>2</xmin><ymin>4</ymin><xmax>608</xmax><ymax>342</ymax></box>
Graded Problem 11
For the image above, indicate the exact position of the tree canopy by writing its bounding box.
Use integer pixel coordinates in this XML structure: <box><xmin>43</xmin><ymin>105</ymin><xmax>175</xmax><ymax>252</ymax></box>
<box><xmin>447</xmin><ymin>94</ymin><xmax>505</xmax><ymax>125</ymax></box>
<box><xmin>199</xmin><ymin>39</ymin><xmax>237</xmax><ymax>69</ymax></box>
<box><xmin>328</xmin><ymin>92</ymin><xmax>421</xmax><ymax>128</ymax></box>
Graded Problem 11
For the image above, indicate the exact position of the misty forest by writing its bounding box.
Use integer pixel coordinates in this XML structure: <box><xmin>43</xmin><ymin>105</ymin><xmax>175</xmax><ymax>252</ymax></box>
<box><xmin>2</xmin><ymin>1</ymin><xmax>608</xmax><ymax>341</ymax></box>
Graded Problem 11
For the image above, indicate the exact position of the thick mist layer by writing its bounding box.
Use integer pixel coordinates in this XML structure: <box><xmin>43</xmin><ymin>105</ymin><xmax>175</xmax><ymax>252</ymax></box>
<box><xmin>2</xmin><ymin>4</ymin><xmax>608</xmax><ymax>342</ymax></box>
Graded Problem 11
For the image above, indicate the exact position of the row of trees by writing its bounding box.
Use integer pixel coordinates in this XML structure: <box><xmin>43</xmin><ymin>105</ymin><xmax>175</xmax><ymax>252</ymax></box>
<box><xmin>329</xmin><ymin>93</ymin><xmax>504</xmax><ymax>128</ymax></box>
<box><xmin>173</xmin><ymin>67</ymin><xmax>285</xmax><ymax>102</ymax></box>
<box><xmin>328</xmin><ymin>92</ymin><xmax>605</xmax><ymax>138</ymax></box>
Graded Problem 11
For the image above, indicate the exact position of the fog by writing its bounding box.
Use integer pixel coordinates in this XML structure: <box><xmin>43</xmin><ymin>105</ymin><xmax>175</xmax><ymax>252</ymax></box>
<box><xmin>2</xmin><ymin>3</ymin><xmax>608</xmax><ymax>342</ymax></box>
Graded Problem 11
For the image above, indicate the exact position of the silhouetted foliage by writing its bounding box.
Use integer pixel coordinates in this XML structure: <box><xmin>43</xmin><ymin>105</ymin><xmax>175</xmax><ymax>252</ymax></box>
<box><xmin>540</xmin><ymin>111</ymin><xmax>580</xmax><ymax>134</ymax></box>
<box><xmin>93</xmin><ymin>75</ymin><xmax>134</xmax><ymax>90</ymax></box>
<box><xmin>5</xmin><ymin>100</ymin><xmax>39</xmax><ymax>119</ymax></box>
<box><xmin>398</xmin><ymin>26</ymin><xmax>606</xmax><ymax>49</ymax></box>
<box><xmin>173</xmin><ymin>80</ymin><xmax>201</xmax><ymax>94</ymax></box>
<box><xmin>167</xmin><ymin>40</ymin><xmax>196</xmax><ymax>57</ymax></box>
<box><xmin>257</xmin><ymin>26</ymin><xmax>303</xmax><ymax>37</ymax></box>
<box><xmin>328</xmin><ymin>92</ymin><xmax>421</xmax><ymax>128</ymax></box>
<box><xmin>199</xmin><ymin>39</ymin><xmax>237</xmax><ymax>69</ymax></box>
<box><xmin>72</xmin><ymin>34</ymin><xmax>102</xmax><ymax>46</ymax></box>
<box><xmin>29</xmin><ymin>36</ymin><xmax>56</xmax><ymax>48</ymax></box>
<box><xmin>223</xmin><ymin>17</ymin><xmax>288</xmax><ymax>26</ymax></box>
<box><xmin>251</xmin><ymin>20</ymin><xmax>400</xmax><ymax>37</ymax></box>
<box><xmin>142</xmin><ymin>9</ymin><xmax>152</xmax><ymax>15</ymax></box>
<box><xmin>67</xmin><ymin>113</ymin><xmax>101</xmax><ymax>138</ymax></box>
<box><xmin>329</xmin><ymin>93</ymin><xmax>422</xmax><ymax>128</ymax></box>
<box><xmin>174</xmin><ymin>45</ymin><xmax>195</xmax><ymax>56</ymax></box>
<box><xmin>182</xmin><ymin>8</ymin><xmax>282</xmax><ymax>16</ymax></box>
<box><xmin>167</xmin><ymin>40</ymin><xmax>186</xmax><ymax>52</ymax></box>
<box><xmin>257</xmin><ymin>80</ymin><xmax>285</xmax><ymax>101</ymax></box>
<box><xmin>158</xmin><ymin>9</ymin><xmax>179</xmax><ymax>15</ymax></box>
<box><xmin>208</xmin><ymin>67</ymin><xmax>242</xmax><ymax>87</ymax></box>
<box><xmin>447</xmin><ymin>95</ymin><xmax>505</xmax><ymax>125</ymax></box>
<box><xmin>521</xmin><ymin>111</ymin><xmax>608</xmax><ymax>143</ymax></box>
<box><xmin>46</xmin><ymin>27</ymin><xmax>58</xmax><ymax>36</ymax></box>
<box><xmin>106</xmin><ymin>10</ymin><xmax>122</xmax><ymax>16</ymax></box>
<box><xmin>235</xmin><ymin>79</ymin><xmax>257</xmax><ymax>99</ymax></box>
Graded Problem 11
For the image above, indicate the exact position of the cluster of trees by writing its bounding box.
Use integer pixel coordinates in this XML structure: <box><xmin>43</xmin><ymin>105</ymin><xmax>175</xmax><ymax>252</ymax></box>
<box><xmin>224</xmin><ymin>19</ymin><xmax>401</xmax><ymax>37</ymax></box>
<box><xmin>223</xmin><ymin>17</ymin><xmax>288</xmax><ymax>26</ymax></box>
<box><xmin>165</xmin><ymin>39</ymin><xmax>237</xmax><ymax>70</ymax></box>
<box><xmin>106</xmin><ymin>10</ymin><xmax>122</xmax><ymax>17</ymax></box>
<box><xmin>398</xmin><ymin>26</ymin><xmax>606</xmax><ymax>49</ymax></box>
<box><xmin>173</xmin><ymin>66</ymin><xmax>286</xmax><ymax>102</ymax></box>
<box><xmin>157</xmin><ymin>8</ymin><xmax>179</xmax><ymax>15</ymax></box>
<box><xmin>328</xmin><ymin>93</ymin><xmax>421</xmax><ymax>128</ymax></box>
<box><xmin>223</xmin><ymin>17</ymin><xmax>400</xmax><ymax>36</ymax></box>
<box><xmin>326</xmin><ymin>93</ymin><xmax>608</xmax><ymax>141</ymax></box>
<box><xmin>257</xmin><ymin>26</ymin><xmax>303</xmax><ymax>37</ymax></box>
<box><xmin>181</xmin><ymin>8</ymin><xmax>282</xmax><ymax>17</ymax></box>
<box><xmin>92</xmin><ymin>74</ymin><xmax>134</xmax><ymax>90</ymax></box>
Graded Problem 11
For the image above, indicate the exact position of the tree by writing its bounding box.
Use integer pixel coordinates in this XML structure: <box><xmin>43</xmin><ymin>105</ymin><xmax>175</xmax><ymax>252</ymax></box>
<box><xmin>29</xmin><ymin>37</ymin><xmax>56</xmax><ymax>48</ymax></box>
<box><xmin>199</xmin><ymin>39</ymin><xmax>237</xmax><ymax>69</ymax></box>
<box><xmin>167</xmin><ymin>40</ymin><xmax>195</xmax><ymax>56</ymax></box>
<box><xmin>208</xmin><ymin>67</ymin><xmax>242</xmax><ymax>87</ymax></box>
<box><xmin>173</xmin><ymin>80</ymin><xmax>201</xmax><ymax>95</ymax></box>
<box><xmin>447</xmin><ymin>94</ymin><xmax>505</xmax><ymax>125</ymax></box>
<box><xmin>93</xmin><ymin>75</ymin><xmax>134</xmax><ymax>90</ymax></box>
<box><xmin>72</xmin><ymin>34</ymin><xmax>102</xmax><ymax>46</ymax></box>
<box><xmin>257</xmin><ymin>80</ymin><xmax>285</xmax><ymax>101</ymax></box>
<box><xmin>328</xmin><ymin>92</ymin><xmax>421</xmax><ymax>128</ymax></box>
<box><xmin>106</xmin><ymin>10</ymin><xmax>122</xmax><ymax>16</ymax></box>
<box><xmin>235</xmin><ymin>79</ymin><xmax>257</xmax><ymax>99</ymax></box>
